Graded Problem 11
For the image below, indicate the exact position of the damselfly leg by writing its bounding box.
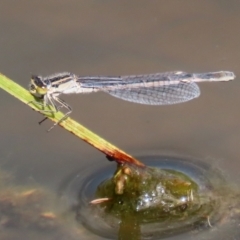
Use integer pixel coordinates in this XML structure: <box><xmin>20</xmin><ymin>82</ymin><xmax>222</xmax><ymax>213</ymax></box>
<box><xmin>45</xmin><ymin>95</ymin><xmax>72</xmax><ymax>132</ymax></box>
<box><xmin>29</xmin><ymin>94</ymin><xmax>72</xmax><ymax>131</ymax></box>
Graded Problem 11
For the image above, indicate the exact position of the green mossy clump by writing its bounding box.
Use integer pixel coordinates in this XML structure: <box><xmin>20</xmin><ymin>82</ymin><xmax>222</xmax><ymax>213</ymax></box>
<box><xmin>94</xmin><ymin>164</ymin><xmax>213</xmax><ymax>224</ymax></box>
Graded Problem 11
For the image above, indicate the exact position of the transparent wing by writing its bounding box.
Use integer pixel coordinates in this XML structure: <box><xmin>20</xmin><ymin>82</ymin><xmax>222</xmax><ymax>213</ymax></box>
<box><xmin>78</xmin><ymin>71</ymin><xmax>234</xmax><ymax>105</ymax></box>
<box><xmin>106</xmin><ymin>82</ymin><xmax>200</xmax><ymax>105</ymax></box>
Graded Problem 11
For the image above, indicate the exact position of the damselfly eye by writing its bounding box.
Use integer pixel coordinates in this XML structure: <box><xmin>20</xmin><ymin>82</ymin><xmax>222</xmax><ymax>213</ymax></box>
<box><xmin>29</xmin><ymin>83</ymin><xmax>36</xmax><ymax>92</ymax></box>
<box><xmin>31</xmin><ymin>75</ymin><xmax>45</xmax><ymax>88</ymax></box>
<box><xmin>29</xmin><ymin>75</ymin><xmax>48</xmax><ymax>97</ymax></box>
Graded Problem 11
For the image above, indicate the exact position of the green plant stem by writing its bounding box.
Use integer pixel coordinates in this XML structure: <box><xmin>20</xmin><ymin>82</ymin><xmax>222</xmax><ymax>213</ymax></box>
<box><xmin>0</xmin><ymin>73</ymin><xmax>145</xmax><ymax>167</ymax></box>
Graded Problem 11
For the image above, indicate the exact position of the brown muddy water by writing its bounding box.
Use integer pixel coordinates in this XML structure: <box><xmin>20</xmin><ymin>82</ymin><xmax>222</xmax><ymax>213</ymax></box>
<box><xmin>0</xmin><ymin>1</ymin><xmax>240</xmax><ymax>239</ymax></box>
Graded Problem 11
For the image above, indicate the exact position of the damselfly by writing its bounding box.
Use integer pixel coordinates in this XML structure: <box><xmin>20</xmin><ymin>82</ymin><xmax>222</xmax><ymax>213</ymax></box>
<box><xmin>29</xmin><ymin>71</ymin><xmax>235</xmax><ymax>131</ymax></box>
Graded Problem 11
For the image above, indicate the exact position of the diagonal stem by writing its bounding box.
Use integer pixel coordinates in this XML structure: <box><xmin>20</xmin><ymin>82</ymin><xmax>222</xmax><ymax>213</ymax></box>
<box><xmin>0</xmin><ymin>73</ymin><xmax>145</xmax><ymax>167</ymax></box>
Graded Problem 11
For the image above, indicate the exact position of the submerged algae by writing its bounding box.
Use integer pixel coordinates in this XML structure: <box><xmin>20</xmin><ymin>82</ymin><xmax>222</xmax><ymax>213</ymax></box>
<box><xmin>90</xmin><ymin>163</ymin><xmax>219</xmax><ymax>238</ymax></box>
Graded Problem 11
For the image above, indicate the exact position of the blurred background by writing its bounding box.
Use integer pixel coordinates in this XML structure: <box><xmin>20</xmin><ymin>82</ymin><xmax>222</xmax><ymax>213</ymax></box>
<box><xmin>0</xmin><ymin>0</ymin><xmax>240</xmax><ymax>239</ymax></box>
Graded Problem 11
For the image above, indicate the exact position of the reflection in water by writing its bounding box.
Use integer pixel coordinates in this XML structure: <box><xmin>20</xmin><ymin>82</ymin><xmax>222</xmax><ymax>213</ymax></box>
<box><xmin>60</xmin><ymin>155</ymin><xmax>240</xmax><ymax>240</ymax></box>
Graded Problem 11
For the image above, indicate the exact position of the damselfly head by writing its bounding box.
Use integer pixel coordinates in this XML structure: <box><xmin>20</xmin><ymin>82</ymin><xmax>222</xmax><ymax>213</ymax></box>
<box><xmin>29</xmin><ymin>75</ymin><xmax>48</xmax><ymax>98</ymax></box>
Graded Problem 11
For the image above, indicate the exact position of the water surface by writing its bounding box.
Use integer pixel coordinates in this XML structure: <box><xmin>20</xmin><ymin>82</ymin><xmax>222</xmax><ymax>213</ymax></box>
<box><xmin>0</xmin><ymin>1</ymin><xmax>240</xmax><ymax>239</ymax></box>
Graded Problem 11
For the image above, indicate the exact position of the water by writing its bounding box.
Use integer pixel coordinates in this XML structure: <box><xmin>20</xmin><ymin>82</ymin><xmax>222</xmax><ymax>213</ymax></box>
<box><xmin>60</xmin><ymin>155</ymin><xmax>239</xmax><ymax>240</ymax></box>
<box><xmin>0</xmin><ymin>1</ymin><xmax>240</xmax><ymax>239</ymax></box>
